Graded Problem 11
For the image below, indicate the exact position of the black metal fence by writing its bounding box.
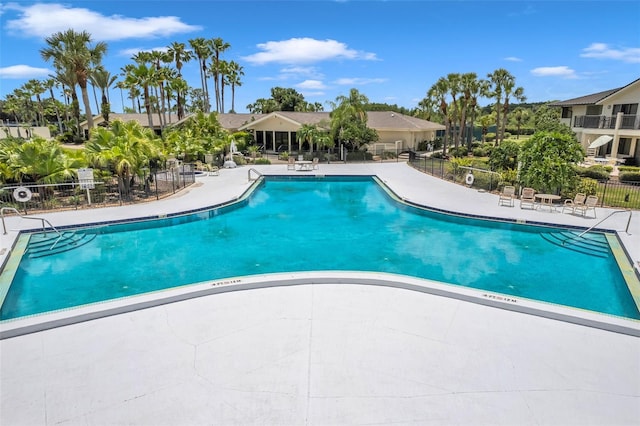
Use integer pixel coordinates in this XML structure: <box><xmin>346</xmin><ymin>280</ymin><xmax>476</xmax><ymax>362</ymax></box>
<box><xmin>0</xmin><ymin>165</ymin><xmax>196</xmax><ymax>214</ymax></box>
<box><xmin>408</xmin><ymin>156</ymin><xmax>640</xmax><ymax>209</ymax></box>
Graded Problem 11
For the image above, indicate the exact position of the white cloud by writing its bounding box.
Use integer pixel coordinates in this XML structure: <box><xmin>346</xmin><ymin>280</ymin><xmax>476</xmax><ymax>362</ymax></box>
<box><xmin>3</xmin><ymin>3</ymin><xmax>200</xmax><ymax>41</ymax></box>
<box><xmin>281</xmin><ymin>66</ymin><xmax>322</xmax><ymax>78</ymax></box>
<box><xmin>296</xmin><ymin>80</ymin><xmax>326</xmax><ymax>90</ymax></box>
<box><xmin>334</xmin><ymin>77</ymin><xmax>387</xmax><ymax>85</ymax></box>
<box><xmin>119</xmin><ymin>47</ymin><xmax>169</xmax><ymax>58</ymax></box>
<box><xmin>0</xmin><ymin>64</ymin><xmax>50</xmax><ymax>79</ymax></box>
<box><xmin>504</xmin><ymin>56</ymin><xmax>523</xmax><ymax>62</ymax></box>
<box><xmin>530</xmin><ymin>66</ymin><xmax>577</xmax><ymax>79</ymax></box>
<box><xmin>580</xmin><ymin>42</ymin><xmax>640</xmax><ymax>63</ymax></box>
<box><xmin>242</xmin><ymin>37</ymin><xmax>378</xmax><ymax>65</ymax></box>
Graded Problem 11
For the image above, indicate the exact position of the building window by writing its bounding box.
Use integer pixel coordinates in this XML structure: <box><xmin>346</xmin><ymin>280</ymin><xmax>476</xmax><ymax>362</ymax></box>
<box><xmin>618</xmin><ymin>138</ymin><xmax>631</xmax><ymax>155</ymax></box>
<box><xmin>612</xmin><ymin>104</ymin><xmax>638</xmax><ymax>115</ymax></box>
<box><xmin>561</xmin><ymin>107</ymin><xmax>572</xmax><ymax>118</ymax></box>
<box><xmin>586</xmin><ymin>105</ymin><xmax>603</xmax><ymax>115</ymax></box>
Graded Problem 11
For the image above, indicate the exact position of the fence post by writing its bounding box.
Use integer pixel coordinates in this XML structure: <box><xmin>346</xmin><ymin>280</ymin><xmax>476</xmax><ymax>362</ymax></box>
<box><xmin>601</xmin><ymin>179</ymin><xmax>608</xmax><ymax>207</ymax></box>
<box><xmin>155</xmin><ymin>171</ymin><xmax>159</xmax><ymax>200</ymax></box>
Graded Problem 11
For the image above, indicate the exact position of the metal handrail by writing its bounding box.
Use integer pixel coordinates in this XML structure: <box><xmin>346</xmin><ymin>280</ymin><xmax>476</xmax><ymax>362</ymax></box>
<box><xmin>1</xmin><ymin>207</ymin><xmax>63</xmax><ymax>250</ymax></box>
<box><xmin>248</xmin><ymin>168</ymin><xmax>263</xmax><ymax>181</ymax></box>
<box><xmin>576</xmin><ymin>209</ymin><xmax>633</xmax><ymax>238</ymax></box>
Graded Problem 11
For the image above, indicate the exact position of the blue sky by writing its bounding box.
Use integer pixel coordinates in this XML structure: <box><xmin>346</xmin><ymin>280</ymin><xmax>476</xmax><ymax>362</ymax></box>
<box><xmin>1</xmin><ymin>0</ymin><xmax>639</xmax><ymax>114</ymax></box>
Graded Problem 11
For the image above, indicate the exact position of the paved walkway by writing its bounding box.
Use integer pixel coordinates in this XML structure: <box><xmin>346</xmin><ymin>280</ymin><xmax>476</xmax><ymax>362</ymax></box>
<box><xmin>1</xmin><ymin>162</ymin><xmax>639</xmax><ymax>425</ymax></box>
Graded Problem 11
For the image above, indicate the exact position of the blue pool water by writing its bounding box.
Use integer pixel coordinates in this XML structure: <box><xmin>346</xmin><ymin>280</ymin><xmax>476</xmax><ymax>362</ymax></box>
<box><xmin>1</xmin><ymin>176</ymin><xmax>638</xmax><ymax>320</ymax></box>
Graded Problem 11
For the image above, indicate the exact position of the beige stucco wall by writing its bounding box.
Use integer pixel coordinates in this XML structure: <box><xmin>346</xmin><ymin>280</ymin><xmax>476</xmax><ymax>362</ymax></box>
<box><xmin>1</xmin><ymin>126</ymin><xmax>51</xmax><ymax>140</ymax></box>
<box><xmin>600</xmin><ymin>84</ymin><xmax>640</xmax><ymax>109</ymax></box>
<box><xmin>249</xmin><ymin>117</ymin><xmax>300</xmax><ymax>132</ymax></box>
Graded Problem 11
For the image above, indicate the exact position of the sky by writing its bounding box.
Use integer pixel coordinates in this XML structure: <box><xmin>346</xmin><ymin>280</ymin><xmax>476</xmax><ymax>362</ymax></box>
<box><xmin>0</xmin><ymin>0</ymin><xmax>639</xmax><ymax>115</ymax></box>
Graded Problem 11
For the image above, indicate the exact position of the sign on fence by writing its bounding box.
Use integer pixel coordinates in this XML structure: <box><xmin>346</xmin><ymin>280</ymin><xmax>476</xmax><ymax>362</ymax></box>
<box><xmin>77</xmin><ymin>168</ymin><xmax>95</xmax><ymax>189</ymax></box>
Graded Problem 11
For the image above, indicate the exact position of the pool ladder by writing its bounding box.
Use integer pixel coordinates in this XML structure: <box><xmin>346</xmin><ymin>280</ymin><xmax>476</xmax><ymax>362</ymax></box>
<box><xmin>248</xmin><ymin>168</ymin><xmax>263</xmax><ymax>181</ymax></box>
<box><xmin>1</xmin><ymin>206</ymin><xmax>64</xmax><ymax>250</ymax></box>
<box><xmin>561</xmin><ymin>209</ymin><xmax>633</xmax><ymax>249</ymax></box>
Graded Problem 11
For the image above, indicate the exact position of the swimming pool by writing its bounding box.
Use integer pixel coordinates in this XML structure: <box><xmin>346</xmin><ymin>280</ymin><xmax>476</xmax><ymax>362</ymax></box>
<box><xmin>1</xmin><ymin>176</ymin><xmax>639</xmax><ymax>322</ymax></box>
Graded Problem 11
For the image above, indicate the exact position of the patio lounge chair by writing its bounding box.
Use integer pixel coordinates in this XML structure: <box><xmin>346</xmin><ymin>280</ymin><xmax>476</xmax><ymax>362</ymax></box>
<box><xmin>498</xmin><ymin>185</ymin><xmax>516</xmax><ymax>207</ymax></box>
<box><xmin>573</xmin><ymin>195</ymin><xmax>598</xmax><ymax>218</ymax></box>
<box><xmin>287</xmin><ymin>157</ymin><xmax>296</xmax><ymax>170</ymax></box>
<box><xmin>312</xmin><ymin>157</ymin><xmax>319</xmax><ymax>170</ymax></box>
<box><xmin>562</xmin><ymin>193</ymin><xmax>586</xmax><ymax>214</ymax></box>
<box><xmin>520</xmin><ymin>187</ymin><xmax>536</xmax><ymax>209</ymax></box>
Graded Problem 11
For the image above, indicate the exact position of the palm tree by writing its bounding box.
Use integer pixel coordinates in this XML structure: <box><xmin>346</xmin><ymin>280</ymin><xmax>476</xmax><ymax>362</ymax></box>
<box><xmin>487</xmin><ymin>69</ymin><xmax>524</xmax><ymax>145</ymax></box>
<box><xmin>329</xmin><ymin>88</ymin><xmax>373</xmax><ymax>151</ymax></box>
<box><xmin>226</xmin><ymin>60</ymin><xmax>244</xmax><ymax>113</ymax></box>
<box><xmin>297</xmin><ymin>123</ymin><xmax>319</xmax><ymax>153</ymax></box>
<box><xmin>168</xmin><ymin>77</ymin><xmax>189</xmax><ymax>120</ymax></box>
<box><xmin>445</xmin><ymin>73</ymin><xmax>462</xmax><ymax>149</ymax></box>
<box><xmin>115</xmin><ymin>80</ymin><xmax>126</xmax><ymax>113</ymax></box>
<box><xmin>501</xmin><ymin>85</ymin><xmax>526</xmax><ymax>142</ymax></box>
<box><xmin>427</xmin><ymin>77</ymin><xmax>450</xmax><ymax>156</ymax></box>
<box><xmin>167</xmin><ymin>42</ymin><xmax>193</xmax><ymax>119</ymax></box>
<box><xmin>123</xmin><ymin>63</ymin><xmax>156</xmax><ymax>129</ymax></box>
<box><xmin>86</xmin><ymin>120</ymin><xmax>161</xmax><ymax>197</ymax></box>
<box><xmin>24</xmin><ymin>79</ymin><xmax>46</xmax><ymax>126</ymax></box>
<box><xmin>44</xmin><ymin>78</ymin><xmax>64</xmax><ymax>133</ymax></box>
<box><xmin>511</xmin><ymin>107</ymin><xmax>531</xmax><ymax>139</ymax></box>
<box><xmin>52</xmin><ymin>68</ymin><xmax>81</xmax><ymax>135</ymax></box>
<box><xmin>210</xmin><ymin>37</ymin><xmax>230</xmax><ymax>112</ymax></box>
<box><xmin>40</xmin><ymin>29</ymin><xmax>107</xmax><ymax>132</ymax></box>
<box><xmin>90</xmin><ymin>66</ymin><xmax>117</xmax><ymax>123</ymax></box>
<box><xmin>188</xmin><ymin>37</ymin><xmax>212</xmax><ymax>112</ymax></box>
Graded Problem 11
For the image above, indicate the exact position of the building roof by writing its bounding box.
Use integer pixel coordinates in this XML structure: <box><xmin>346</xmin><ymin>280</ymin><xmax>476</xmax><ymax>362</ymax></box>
<box><xmin>237</xmin><ymin>111</ymin><xmax>445</xmax><ymax>132</ymax></box>
<box><xmin>549</xmin><ymin>77</ymin><xmax>640</xmax><ymax>107</ymax></box>
<box><xmin>82</xmin><ymin>111</ymin><xmax>445</xmax><ymax>133</ymax></box>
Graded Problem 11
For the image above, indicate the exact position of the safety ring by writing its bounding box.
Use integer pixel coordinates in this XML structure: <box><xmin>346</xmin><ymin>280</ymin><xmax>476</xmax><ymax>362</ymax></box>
<box><xmin>13</xmin><ymin>186</ymin><xmax>33</xmax><ymax>202</ymax></box>
<box><xmin>465</xmin><ymin>172</ymin><xmax>475</xmax><ymax>185</ymax></box>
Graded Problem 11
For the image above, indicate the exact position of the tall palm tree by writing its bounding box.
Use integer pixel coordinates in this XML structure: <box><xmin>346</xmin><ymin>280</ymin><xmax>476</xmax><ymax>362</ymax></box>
<box><xmin>115</xmin><ymin>80</ymin><xmax>126</xmax><ymax>113</ymax></box>
<box><xmin>24</xmin><ymin>79</ymin><xmax>46</xmax><ymax>126</ymax></box>
<box><xmin>189</xmin><ymin>37</ymin><xmax>212</xmax><ymax>112</ymax></box>
<box><xmin>427</xmin><ymin>77</ymin><xmax>450</xmax><ymax>155</ymax></box>
<box><xmin>167</xmin><ymin>42</ymin><xmax>193</xmax><ymax>119</ymax></box>
<box><xmin>168</xmin><ymin>77</ymin><xmax>189</xmax><ymax>120</ymax></box>
<box><xmin>123</xmin><ymin>63</ymin><xmax>156</xmax><ymax>128</ymax></box>
<box><xmin>90</xmin><ymin>66</ymin><xmax>117</xmax><ymax>123</ymax></box>
<box><xmin>445</xmin><ymin>73</ymin><xmax>462</xmax><ymax>149</ymax></box>
<box><xmin>210</xmin><ymin>37</ymin><xmax>230</xmax><ymax>112</ymax></box>
<box><xmin>52</xmin><ymin>68</ymin><xmax>80</xmax><ymax>134</ymax></box>
<box><xmin>40</xmin><ymin>29</ymin><xmax>107</xmax><ymax>131</ymax></box>
<box><xmin>226</xmin><ymin>60</ymin><xmax>244</xmax><ymax>113</ymax></box>
<box><xmin>501</xmin><ymin>85</ymin><xmax>526</xmax><ymax>142</ymax></box>
<box><xmin>44</xmin><ymin>78</ymin><xmax>64</xmax><ymax>133</ymax></box>
<box><xmin>487</xmin><ymin>68</ymin><xmax>523</xmax><ymax>145</ymax></box>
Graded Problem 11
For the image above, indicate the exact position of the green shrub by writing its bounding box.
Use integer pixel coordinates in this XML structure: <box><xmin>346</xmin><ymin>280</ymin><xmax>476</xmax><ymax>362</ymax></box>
<box><xmin>232</xmin><ymin>155</ymin><xmax>246</xmax><ymax>165</ymax></box>
<box><xmin>449</xmin><ymin>147</ymin><xmax>468</xmax><ymax>157</ymax></box>
<box><xmin>619</xmin><ymin>166</ymin><xmax>640</xmax><ymax>173</ymax></box>
<box><xmin>254</xmin><ymin>158</ymin><xmax>271</xmax><ymax>165</ymax></box>
<box><xmin>485</xmin><ymin>132</ymin><xmax>496</xmax><ymax>142</ymax></box>
<box><xmin>500</xmin><ymin>169</ymin><xmax>518</xmax><ymax>185</ymax></box>
<box><xmin>472</xmin><ymin>147</ymin><xmax>487</xmax><ymax>157</ymax></box>
<box><xmin>619</xmin><ymin>172</ymin><xmax>640</xmax><ymax>182</ymax></box>
<box><xmin>570</xmin><ymin>177</ymin><xmax>599</xmax><ymax>197</ymax></box>
<box><xmin>577</xmin><ymin>165</ymin><xmax>610</xmax><ymax>180</ymax></box>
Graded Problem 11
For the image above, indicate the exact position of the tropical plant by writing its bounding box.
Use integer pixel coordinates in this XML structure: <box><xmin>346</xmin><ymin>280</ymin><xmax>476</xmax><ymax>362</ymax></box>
<box><xmin>85</xmin><ymin>120</ymin><xmax>162</xmax><ymax>196</ymax></box>
<box><xmin>40</xmin><ymin>29</ymin><xmax>107</xmax><ymax>131</ymax></box>
<box><xmin>519</xmin><ymin>131</ymin><xmax>584</xmax><ymax>193</ymax></box>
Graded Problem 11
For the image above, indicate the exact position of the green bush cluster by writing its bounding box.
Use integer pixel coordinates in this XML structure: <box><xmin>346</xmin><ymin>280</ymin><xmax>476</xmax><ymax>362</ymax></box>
<box><xmin>254</xmin><ymin>158</ymin><xmax>271</xmax><ymax>165</ymax></box>
<box><xmin>576</xmin><ymin>165</ymin><xmax>610</xmax><ymax>180</ymax></box>
<box><xmin>619</xmin><ymin>172</ymin><xmax>640</xmax><ymax>182</ymax></box>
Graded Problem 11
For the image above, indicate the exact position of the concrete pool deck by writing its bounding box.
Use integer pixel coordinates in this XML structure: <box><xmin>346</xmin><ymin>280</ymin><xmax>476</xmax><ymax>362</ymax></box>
<box><xmin>1</xmin><ymin>162</ymin><xmax>639</xmax><ymax>425</ymax></box>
